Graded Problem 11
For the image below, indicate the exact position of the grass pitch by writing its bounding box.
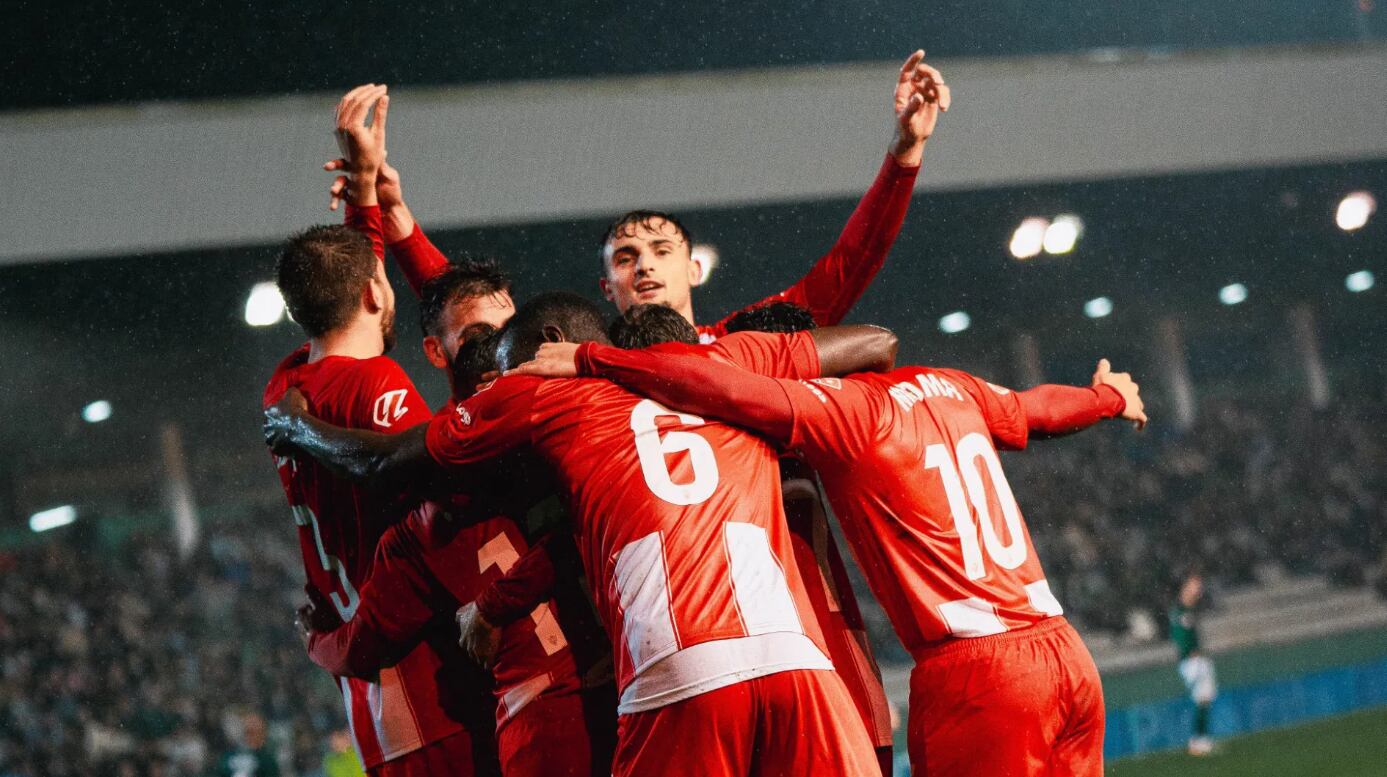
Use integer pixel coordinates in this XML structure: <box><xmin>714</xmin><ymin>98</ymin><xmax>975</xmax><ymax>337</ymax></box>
<box><xmin>1106</xmin><ymin>707</ymin><xmax>1387</xmax><ymax>777</ymax></box>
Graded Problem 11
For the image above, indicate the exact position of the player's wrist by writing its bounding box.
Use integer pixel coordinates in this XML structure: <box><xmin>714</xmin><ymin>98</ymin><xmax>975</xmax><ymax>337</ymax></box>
<box><xmin>888</xmin><ymin>132</ymin><xmax>926</xmax><ymax>167</ymax></box>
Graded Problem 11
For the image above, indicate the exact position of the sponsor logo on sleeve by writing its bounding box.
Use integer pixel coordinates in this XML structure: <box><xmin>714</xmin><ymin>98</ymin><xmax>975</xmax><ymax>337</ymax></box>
<box><xmin>373</xmin><ymin>389</ymin><xmax>410</xmax><ymax>428</ymax></box>
<box><xmin>809</xmin><ymin>378</ymin><xmax>842</xmax><ymax>390</ymax></box>
<box><xmin>986</xmin><ymin>382</ymin><xmax>1012</xmax><ymax>395</ymax></box>
<box><xmin>455</xmin><ymin>404</ymin><xmax>473</xmax><ymax>426</ymax></box>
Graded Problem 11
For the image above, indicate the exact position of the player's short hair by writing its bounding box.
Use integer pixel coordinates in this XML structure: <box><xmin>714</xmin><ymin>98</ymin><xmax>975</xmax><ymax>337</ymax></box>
<box><xmin>419</xmin><ymin>257</ymin><xmax>512</xmax><ymax>338</ymax></box>
<box><xmin>598</xmin><ymin>210</ymin><xmax>693</xmax><ymax>272</ymax></box>
<box><xmin>495</xmin><ymin>292</ymin><xmax>611</xmax><ymax>371</ymax></box>
<box><xmin>450</xmin><ymin>328</ymin><xmax>501</xmax><ymax>398</ymax></box>
<box><xmin>276</xmin><ymin>225</ymin><xmax>378</xmax><ymax>338</ymax></box>
<box><xmin>724</xmin><ymin>302</ymin><xmax>817</xmax><ymax>335</ymax></box>
<box><xmin>609</xmin><ymin>303</ymin><xmax>699</xmax><ymax>349</ymax></box>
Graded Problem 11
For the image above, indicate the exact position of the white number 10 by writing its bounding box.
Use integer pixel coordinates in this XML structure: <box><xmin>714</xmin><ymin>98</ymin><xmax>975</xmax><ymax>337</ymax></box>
<box><xmin>924</xmin><ymin>432</ymin><xmax>1027</xmax><ymax>580</ymax></box>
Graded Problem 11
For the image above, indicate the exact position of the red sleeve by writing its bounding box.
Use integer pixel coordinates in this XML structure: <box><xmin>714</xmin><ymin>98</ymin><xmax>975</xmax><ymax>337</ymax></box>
<box><xmin>344</xmin><ymin>203</ymin><xmax>386</xmax><ymax>261</ymax></box>
<box><xmin>387</xmin><ymin>223</ymin><xmax>451</xmax><ymax>298</ymax></box>
<box><xmin>425</xmin><ymin>376</ymin><xmax>540</xmax><ymax>471</ymax></box>
<box><xmin>933</xmin><ymin>369</ymin><xmax>1030</xmax><ymax>451</ymax></box>
<box><xmin>361</xmin><ymin>359</ymin><xmax>434</xmax><ymax>433</ymax></box>
<box><xmin>780</xmin><ymin>378</ymin><xmax>882</xmax><ymax>461</ymax></box>
<box><xmin>704</xmin><ymin>331</ymin><xmax>820</xmax><ymax>379</ymax></box>
<box><xmin>1016</xmin><ymin>384</ymin><xmax>1126</xmax><ymax>438</ymax></box>
<box><xmin>307</xmin><ymin>524</ymin><xmax>440</xmax><ymax>677</ymax></box>
<box><xmin>475</xmin><ymin>538</ymin><xmax>558</xmax><ymax>626</ymax></box>
<box><xmin>576</xmin><ymin>343</ymin><xmax>796</xmax><ymax>443</ymax></box>
<box><xmin>704</xmin><ymin>154</ymin><xmax>918</xmax><ymax>335</ymax></box>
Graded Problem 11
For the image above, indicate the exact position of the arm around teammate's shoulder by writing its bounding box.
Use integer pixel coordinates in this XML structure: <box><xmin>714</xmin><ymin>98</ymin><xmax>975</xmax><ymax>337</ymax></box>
<box><xmin>811</xmin><ymin>325</ymin><xmax>898</xmax><ymax>376</ymax></box>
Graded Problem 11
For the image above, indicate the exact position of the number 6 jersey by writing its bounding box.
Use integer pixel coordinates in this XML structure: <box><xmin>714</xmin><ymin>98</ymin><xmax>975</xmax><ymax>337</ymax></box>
<box><xmin>424</xmin><ymin>335</ymin><xmax>835</xmax><ymax>714</ymax></box>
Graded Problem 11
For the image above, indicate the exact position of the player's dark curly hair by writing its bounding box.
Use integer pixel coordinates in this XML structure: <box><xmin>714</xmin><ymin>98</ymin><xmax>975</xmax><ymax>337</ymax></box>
<box><xmin>495</xmin><ymin>292</ymin><xmax>611</xmax><ymax>371</ymax></box>
<box><xmin>724</xmin><ymin>302</ymin><xmax>817</xmax><ymax>335</ymax></box>
<box><xmin>450</xmin><ymin>328</ymin><xmax>501</xmax><ymax>398</ymax></box>
<box><xmin>609</xmin><ymin>304</ymin><xmax>699</xmax><ymax>349</ymax></box>
<box><xmin>276</xmin><ymin>225</ymin><xmax>378</xmax><ymax>338</ymax></box>
<box><xmin>419</xmin><ymin>257</ymin><xmax>513</xmax><ymax>338</ymax></box>
<box><xmin>598</xmin><ymin>210</ymin><xmax>692</xmax><ymax>272</ymax></box>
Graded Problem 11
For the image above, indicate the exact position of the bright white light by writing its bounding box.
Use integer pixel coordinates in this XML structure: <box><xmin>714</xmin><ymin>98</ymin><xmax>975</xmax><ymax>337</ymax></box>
<box><xmin>1084</xmin><ymin>296</ymin><xmax>1113</xmax><ymax>318</ymax></box>
<box><xmin>30</xmin><ymin>505</ymin><xmax>76</xmax><ymax>533</ymax></box>
<box><xmin>1009</xmin><ymin>218</ymin><xmax>1049</xmax><ymax>260</ymax></box>
<box><xmin>245</xmin><ymin>282</ymin><xmax>286</xmax><ymax>327</ymax></box>
<box><xmin>1346</xmin><ymin>270</ymin><xmax>1375</xmax><ymax>293</ymax></box>
<box><xmin>938</xmin><ymin>311</ymin><xmax>971</xmax><ymax>334</ymax></box>
<box><xmin>82</xmin><ymin>400</ymin><xmax>112</xmax><ymax>423</ymax></box>
<box><xmin>1043</xmin><ymin>214</ymin><xmax>1083</xmax><ymax>255</ymax></box>
<box><xmin>1335</xmin><ymin>191</ymin><xmax>1375</xmax><ymax>232</ymax></box>
<box><xmin>690</xmin><ymin>244</ymin><xmax>719</xmax><ymax>287</ymax></box>
<box><xmin>1219</xmin><ymin>283</ymin><xmax>1248</xmax><ymax>306</ymax></box>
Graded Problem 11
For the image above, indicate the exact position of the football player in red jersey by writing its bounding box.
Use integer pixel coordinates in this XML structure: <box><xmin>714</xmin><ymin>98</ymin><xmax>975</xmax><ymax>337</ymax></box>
<box><xmin>595</xmin><ymin>51</ymin><xmax>948</xmax><ymax>343</ymax></box>
<box><xmin>509</xmin><ymin>336</ymin><xmax>1147</xmax><ymax>777</ymax></box>
<box><xmin>264</xmin><ymin>87</ymin><xmax>500</xmax><ymax>777</ymax></box>
<box><xmin>321</xmin><ymin>86</ymin><xmax>617</xmax><ymax>776</ymax></box>
<box><xmin>265</xmin><ymin>293</ymin><xmax>898</xmax><ymax>777</ymax></box>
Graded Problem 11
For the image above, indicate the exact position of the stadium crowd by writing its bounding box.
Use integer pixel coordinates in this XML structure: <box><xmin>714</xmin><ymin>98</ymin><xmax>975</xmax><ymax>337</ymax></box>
<box><xmin>0</xmin><ymin>513</ymin><xmax>358</xmax><ymax>777</ymax></box>
<box><xmin>2</xmin><ymin>380</ymin><xmax>1382</xmax><ymax>774</ymax></box>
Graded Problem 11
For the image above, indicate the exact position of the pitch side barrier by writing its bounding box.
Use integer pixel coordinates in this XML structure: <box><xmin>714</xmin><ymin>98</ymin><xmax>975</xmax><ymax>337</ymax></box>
<box><xmin>1103</xmin><ymin>656</ymin><xmax>1387</xmax><ymax>759</ymax></box>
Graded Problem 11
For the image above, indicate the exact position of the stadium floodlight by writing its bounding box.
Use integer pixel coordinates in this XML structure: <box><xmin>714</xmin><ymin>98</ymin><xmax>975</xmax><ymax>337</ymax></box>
<box><xmin>245</xmin><ymin>282</ymin><xmax>286</xmax><ymax>327</ymax></box>
<box><xmin>1009</xmin><ymin>218</ymin><xmax>1049</xmax><ymax>260</ymax></box>
<box><xmin>1043</xmin><ymin>214</ymin><xmax>1083</xmax><ymax>255</ymax></box>
<box><xmin>1084</xmin><ymin>296</ymin><xmax>1113</xmax><ymax>319</ymax></box>
<box><xmin>81</xmin><ymin>400</ymin><xmax>112</xmax><ymax>423</ymax></box>
<box><xmin>938</xmin><ymin>311</ymin><xmax>971</xmax><ymax>334</ymax></box>
<box><xmin>690</xmin><ymin>244</ymin><xmax>719</xmax><ymax>287</ymax></box>
<box><xmin>30</xmin><ymin>505</ymin><xmax>77</xmax><ymax>533</ymax></box>
<box><xmin>1219</xmin><ymin>283</ymin><xmax>1248</xmax><ymax>306</ymax></box>
<box><xmin>1346</xmin><ymin>270</ymin><xmax>1375</xmax><ymax>293</ymax></box>
<box><xmin>1335</xmin><ymin>191</ymin><xmax>1375</xmax><ymax>232</ymax></box>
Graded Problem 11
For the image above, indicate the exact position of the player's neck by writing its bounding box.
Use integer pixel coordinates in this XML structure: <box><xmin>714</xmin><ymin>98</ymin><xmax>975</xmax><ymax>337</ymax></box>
<box><xmin>677</xmin><ymin>299</ymin><xmax>697</xmax><ymax>327</ymax></box>
<box><xmin>308</xmin><ymin>319</ymin><xmax>385</xmax><ymax>363</ymax></box>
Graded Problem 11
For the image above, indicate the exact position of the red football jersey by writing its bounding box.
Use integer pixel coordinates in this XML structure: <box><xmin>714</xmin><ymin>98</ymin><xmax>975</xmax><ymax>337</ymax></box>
<box><xmin>424</xmin><ymin>334</ymin><xmax>834</xmax><ymax>714</ymax></box>
<box><xmin>264</xmin><ymin>345</ymin><xmax>468</xmax><ymax>768</ymax></box>
<box><xmin>779</xmin><ymin>456</ymin><xmax>894</xmax><ymax>750</ymax></box>
<box><xmin>781</xmin><ymin>368</ymin><xmax>1062</xmax><ymax>654</ymax></box>
<box><xmin>309</xmin><ymin>502</ymin><xmax>584</xmax><ymax>732</ymax></box>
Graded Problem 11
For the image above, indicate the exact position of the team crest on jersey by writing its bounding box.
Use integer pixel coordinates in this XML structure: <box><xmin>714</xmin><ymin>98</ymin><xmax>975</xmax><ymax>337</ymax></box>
<box><xmin>810</xmin><ymin>378</ymin><xmax>842</xmax><ymax>390</ymax></box>
<box><xmin>373</xmin><ymin>389</ymin><xmax>410</xmax><ymax>428</ymax></box>
<box><xmin>455</xmin><ymin>403</ymin><xmax>473</xmax><ymax>426</ymax></box>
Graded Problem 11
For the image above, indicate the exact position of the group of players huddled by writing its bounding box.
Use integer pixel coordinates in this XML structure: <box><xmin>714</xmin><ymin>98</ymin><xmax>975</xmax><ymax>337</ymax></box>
<box><xmin>261</xmin><ymin>51</ymin><xmax>1148</xmax><ymax>777</ymax></box>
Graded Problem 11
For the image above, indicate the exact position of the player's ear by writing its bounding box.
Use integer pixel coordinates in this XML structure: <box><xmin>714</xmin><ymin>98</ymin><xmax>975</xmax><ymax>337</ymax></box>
<box><xmin>541</xmin><ymin>324</ymin><xmax>565</xmax><ymax>344</ymax></box>
<box><xmin>598</xmin><ymin>277</ymin><xmax>615</xmax><ymax>303</ymax></box>
<box><xmin>363</xmin><ymin>277</ymin><xmax>386</xmax><ymax>314</ymax></box>
<box><xmin>422</xmin><ymin>336</ymin><xmax>448</xmax><ymax>369</ymax></box>
<box><xmin>685</xmin><ymin>252</ymin><xmax>700</xmax><ymax>286</ymax></box>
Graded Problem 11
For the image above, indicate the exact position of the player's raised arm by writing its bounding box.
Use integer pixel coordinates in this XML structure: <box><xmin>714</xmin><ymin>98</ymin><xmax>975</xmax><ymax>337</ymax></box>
<box><xmin>324</xmin><ymin>86</ymin><xmax>450</xmax><ymax>293</ymax></box>
<box><xmin>264</xmin><ymin>387</ymin><xmax>433</xmax><ymax>485</ymax></box>
<box><xmin>1015</xmin><ymin>358</ymin><xmax>1147</xmax><ymax>434</ymax></box>
<box><xmin>705</xmin><ymin>52</ymin><xmax>947</xmax><ymax>334</ymax></box>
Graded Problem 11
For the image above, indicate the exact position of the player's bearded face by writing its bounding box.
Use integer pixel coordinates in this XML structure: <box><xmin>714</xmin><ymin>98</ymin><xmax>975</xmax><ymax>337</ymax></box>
<box><xmin>380</xmin><ymin>301</ymin><xmax>397</xmax><ymax>353</ymax></box>
<box><xmin>601</xmin><ymin>219</ymin><xmax>698</xmax><ymax>316</ymax></box>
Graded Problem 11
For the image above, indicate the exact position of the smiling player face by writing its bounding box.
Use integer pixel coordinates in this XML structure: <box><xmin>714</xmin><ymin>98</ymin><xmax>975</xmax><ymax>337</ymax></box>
<box><xmin>599</xmin><ymin>218</ymin><xmax>700</xmax><ymax>322</ymax></box>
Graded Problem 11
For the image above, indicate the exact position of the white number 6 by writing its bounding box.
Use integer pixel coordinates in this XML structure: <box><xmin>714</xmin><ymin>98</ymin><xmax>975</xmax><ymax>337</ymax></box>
<box><xmin>630</xmin><ymin>399</ymin><xmax>719</xmax><ymax>506</ymax></box>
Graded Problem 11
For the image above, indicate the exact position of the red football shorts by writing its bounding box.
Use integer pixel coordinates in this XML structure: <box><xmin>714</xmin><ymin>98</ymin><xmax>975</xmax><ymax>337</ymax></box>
<box><xmin>369</xmin><ymin>728</ymin><xmax>500</xmax><ymax>777</ymax></box>
<box><xmin>907</xmin><ymin>617</ymin><xmax>1103</xmax><ymax>777</ymax></box>
<box><xmin>613</xmin><ymin>668</ymin><xmax>880</xmax><ymax>777</ymax></box>
<box><xmin>498</xmin><ymin>685</ymin><xmax>618</xmax><ymax>777</ymax></box>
